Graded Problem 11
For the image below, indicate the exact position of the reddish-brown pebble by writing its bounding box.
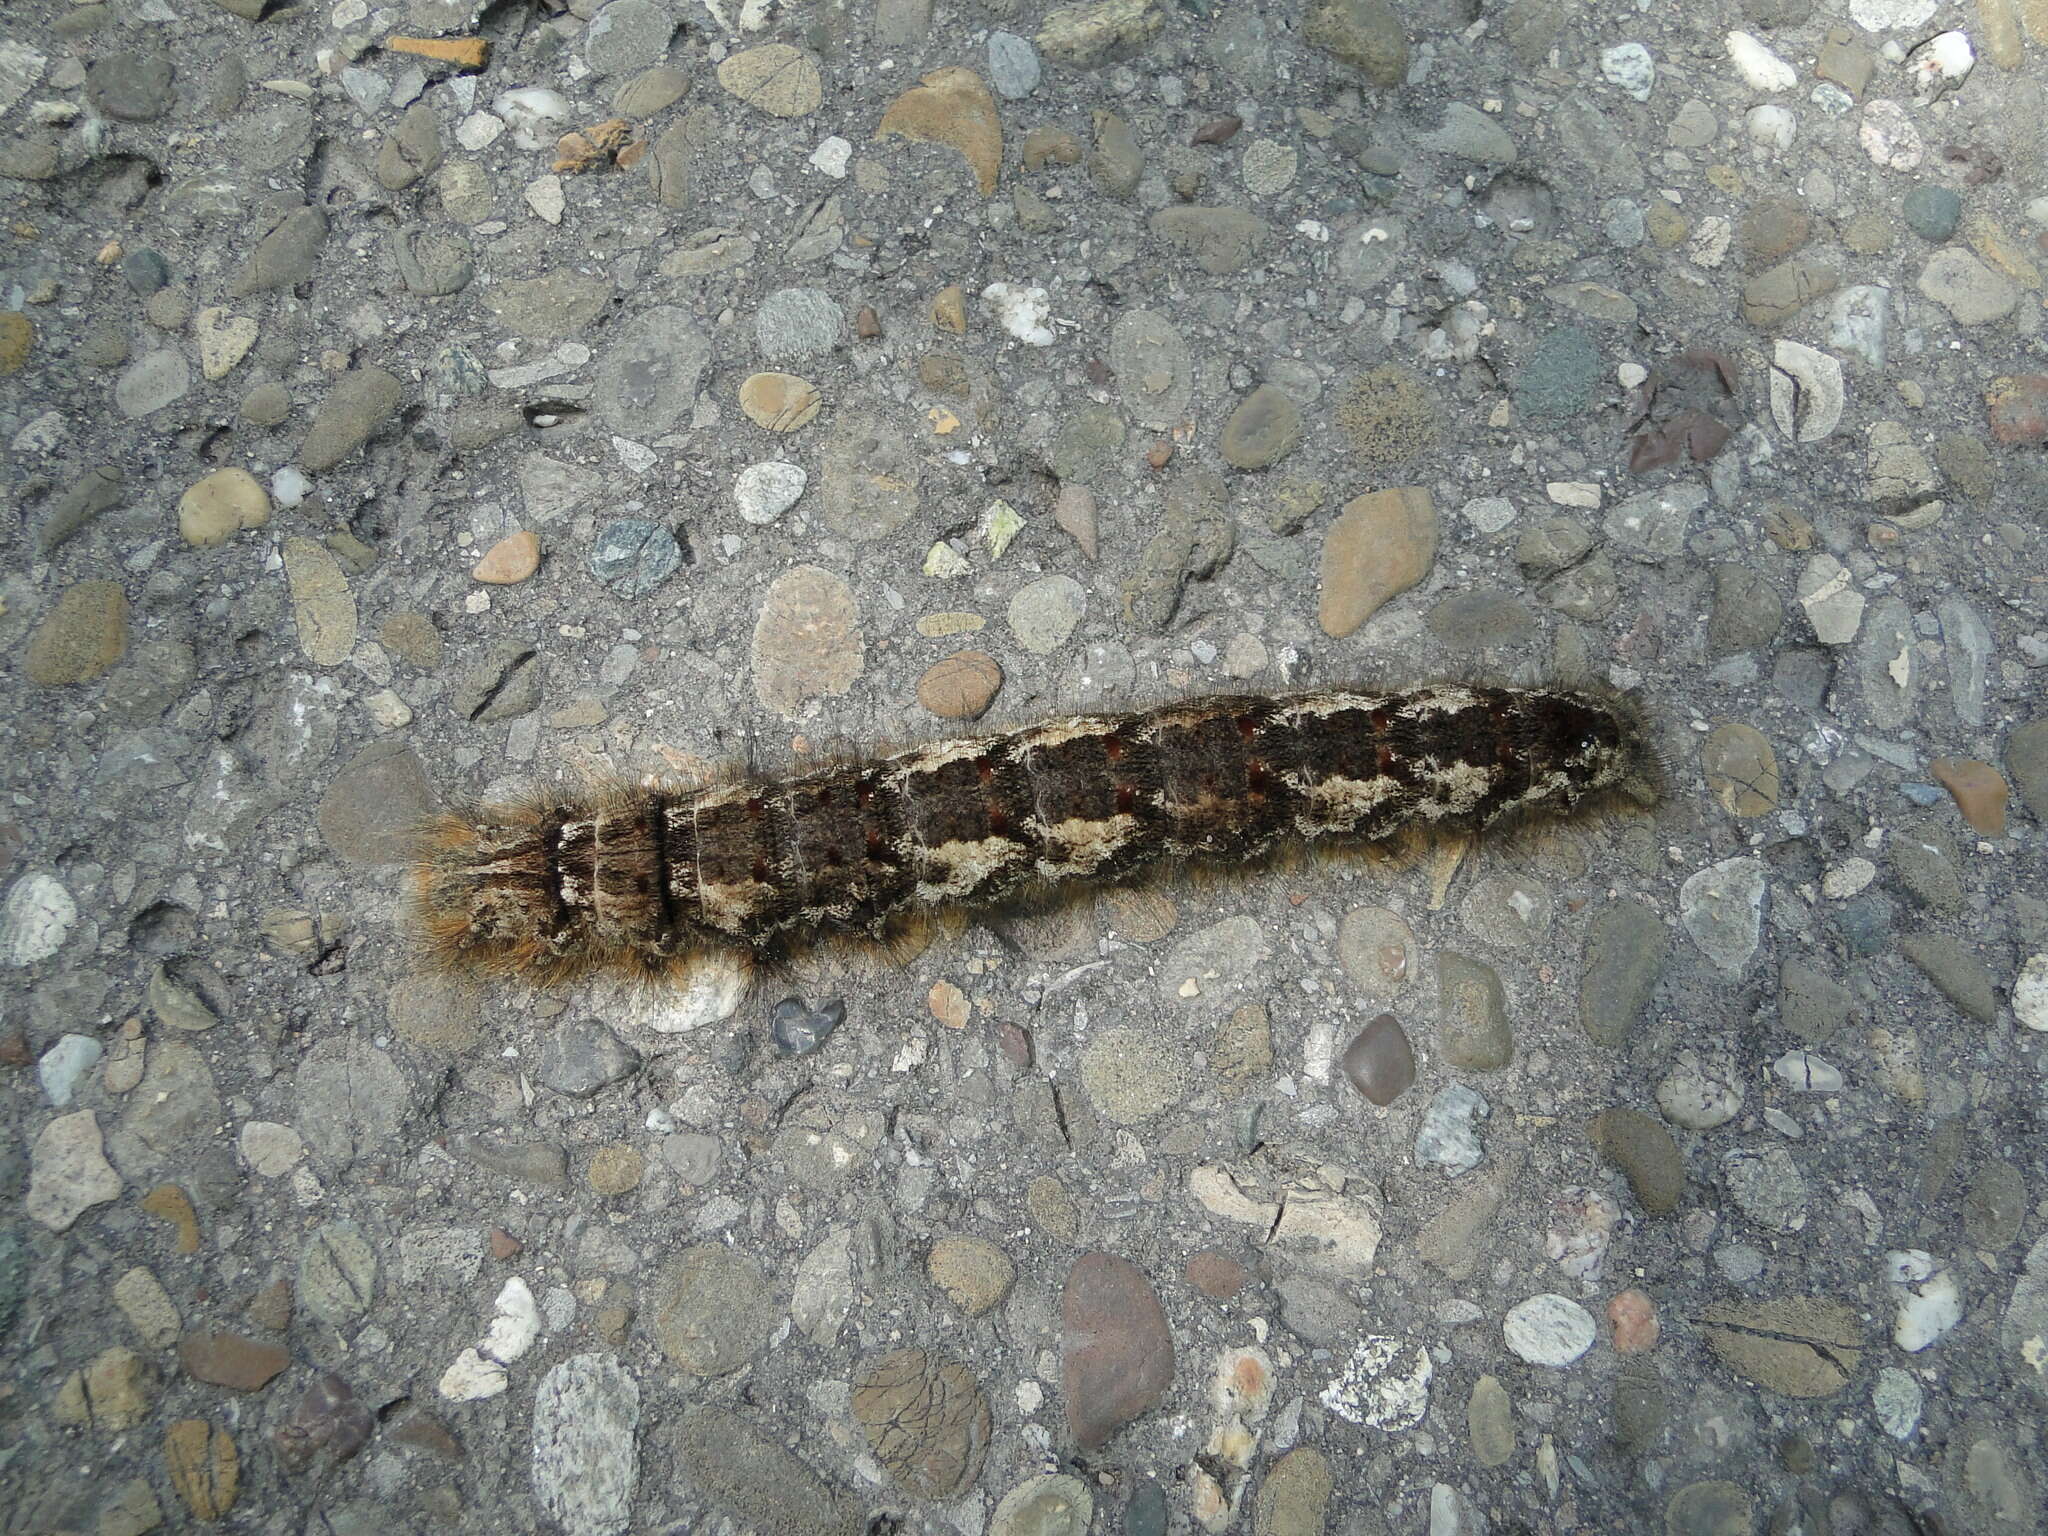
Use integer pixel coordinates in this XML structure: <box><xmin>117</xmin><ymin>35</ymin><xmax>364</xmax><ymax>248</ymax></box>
<box><xmin>1339</xmin><ymin>1013</ymin><xmax>1416</xmax><ymax>1106</ymax></box>
<box><xmin>1146</xmin><ymin>438</ymin><xmax>1173</xmax><ymax>469</ymax></box>
<box><xmin>1061</xmin><ymin>1252</ymin><xmax>1175</xmax><ymax>1449</ymax></box>
<box><xmin>915</xmin><ymin>650</ymin><xmax>1003</xmax><ymax>720</ymax></box>
<box><xmin>996</xmin><ymin>1023</ymin><xmax>1032</xmax><ymax>1069</ymax></box>
<box><xmin>1930</xmin><ymin>757</ymin><xmax>2009</xmax><ymax>835</ymax></box>
<box><xmin>389</xmin><ymin>1409</ymin><xmax>465</xmax><ymax>1458</ymax></box>
<box><xmin>473</xmin><ymin>530</ymin><xmax>540</xmax><ymax>583</ymax></box>
<box><xmin>856</xmin><ymin>305</ymin><xmax>881</xmax><ymax>339</ymax></box>
<box><xmin>1054</xmin><ymin>482</ymin><xmax>1098</xmax><ymax>559</ymax></box>
<box><xmin>1608</xmin><ymin>1288</ymin><xmax>1660</xmax><ymax>1353</ymax></box>
<box><xmin>178</xmin><ymin>1330</ymin><xmax>289</xmax><ymax>1391</ymax></box>
<box><xmin>245</xmin><ymin>1278</ymin><xmax>293</xmax><ymax>1332</ymax></box>
<box><xmin>0</xmin><ymin>1030</ymin><xmax>29</xmax><ymax>1067</ymax></box>
<box><xmin>1185</xmin><ymin>1251</ymin><xmax>1247</xmax><ymax>1300</ymax></box>
<box><xmin>1986</xmin><ymin>375</ymin><xmax>2048</xmax><ymax>445</ymax></box>
<box><xmin>489</xmin><ymin>1228</ymin><xmax>522</xmax><ymax>1260</ymax></box>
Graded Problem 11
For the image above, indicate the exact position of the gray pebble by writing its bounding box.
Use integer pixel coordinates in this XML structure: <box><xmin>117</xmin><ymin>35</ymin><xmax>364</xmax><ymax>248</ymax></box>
<box><xmin>539</xmin><ymin>1020</ymin><xmax>642</xmax><ymax>1098</ymax></box>
<box><xmin>987</xmin><ymin>31</ymin><xmax>1041</xmax><ymax>98</ymax></box>
<box><xmin>589</xmin><ymin>519</ymin><xmax>683</xmax><ymax>598</ymax></box>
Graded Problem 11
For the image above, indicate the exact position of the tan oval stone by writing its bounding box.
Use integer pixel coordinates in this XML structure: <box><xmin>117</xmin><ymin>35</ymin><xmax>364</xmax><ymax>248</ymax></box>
<box><xmin>1318</xmin><ymin>487</ymin><xmax>1437</xmax><ymax>637</ymax></box>
<box><xmin>178</xmin><ymin>468</ymin><xmax>271</xmax><ymax>547</ymax></box>
<box><xmin>193</xmin><ymin>307</ymin><xmax>259</xmax><ymax>380</ymax></box>
<box><xmin>473</xmin><ymin>529</ymin><xmax>541</xmax><ymax>584</ymax></box>
<box><xmin>930</xmin><ymin>284</ymin><xmax>967</xmax><ymax>334</ymax></box>
<box><xmin>716</xmin><ymin>43</ymin><xmax>823</xmax><ymax>117</ymax></box>
<box><xmin>1702</xmin><ymin>722</ymin><xmax>1780</xmax><ymax>818</ymax></box>
<box><xmin>739</xmin><ymin>371</ymin><xmax>822</xmax><ymax>432</ymax></box>
<box><xmin>587</xmin><ymin>1144</ymin><xmax>646</xmax><ymax>1197</ymax></box>
<box><xmin>927</xmin><ymin>1234</ymin><xmax>1015</xmax><ymax>1317</ymax></box>
<box><xmin>283</xmin><ymin>536</ymin><xmax>357</xmax><ymax>666</ymax></box>
<box><xmin>916</xmin><ymin>650</ymin><xmax>1002</xmax><ymax>720</ymax></box>
<box><xmin>927</xmin><ymin>979</ymin><xmax>971</xmax><ymax>1029</ymax></box>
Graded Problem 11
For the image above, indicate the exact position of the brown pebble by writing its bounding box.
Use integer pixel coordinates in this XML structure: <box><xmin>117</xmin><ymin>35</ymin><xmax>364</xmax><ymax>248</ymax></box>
<box><xmin>473</xmin><ymin>529</ymin><xmax>540</xmax><ymax>584</ymax></box>
<box><xmin>1339</xmin><ymin>1013</ymin><xmax>1416</xmax><ymax>1106</ymax></box>
<box><xmin>1608</xmin><ymin>1288</ymin><xmax>1660</xmax><ymax>1353</ymax></box>
<box><xmin>245</xmin><ymin>1278</ymin><xmax>294</xmax><ymax>1332</ymax></box>
<box><xmin>177</xmin><ymin>1330</ymin><xmax>289</xmax><ymax>1391</ymax></box>
<box><xmin>1185</xmin><ymin>1250</ymin><xmax>1246</xmax><ymax>1300</ymax></box>
<box><xmin>489</xmin><ymin>1228</ymin><xmax>522</xmax><ymax>1260</ymax></box>
<box><xmin>1930</xmin><ymin>758</ymin><xmax>2009</xmax><ymax>836</ymax></box>
<box><xmin>388</xmin><ymin>1408</ymin><xmax>465</xmax><ymax>1459</ymax></box>
<box><xmin>0</xmin><ymin>1030</ymin><xmax>29</xmax><ymax>1068</ymax></box>
<box><xmin>738</xmin><ymin>371</ymin><xmax>822</xmax><ymax>432</ymax></box>
<box><xmin>143</xmin><ymin>1183</ymin><xmax>202</xmax><ymax>1253</ymax></box>
<box><xmin>996</xmin><ymin>1022</ymin><xmax>1032</xmax><ymax>1069</ymax></box>
<box><xmin>1145</xmin><ymin>438</ymin><xmax>1173</xmax><ymax>469</ymax></box>
<box><xmin>930</xmin><ymin>284</ymin><xmax>967</xmax><ymax>334</ymax></box>
<box><xmin>586</xmin><ymin>1144</ymin><xmax>646</xmax><ymax>1197</ymax></box>
<box><xmin>1062</xmin><ymin>1252</ymin><xmax>1175</xmax><ymax>1450</ymax></box>
<box><xmin>1053</xmin><ymin>482</ymin><xmax>1099</xmax><ymax>560</ymax></box>
<box><xmin>1192</xmin><ymin>115</ymin><xmax>1242</xmax><ymax>145</ymax></box>
<box><xmin>855</xmin><ymin>305</ymin><xmax>881</xmax><ymax>339</ymax></box>
<box><xmin>386</xmin><ymin>35</ymin><xmax>489</xmax><ymax>69</ymax></box>
<box><xmin>915</xmin><ymin>650</ymin><xmax>1003</xmax><ymax>720</ymax></box>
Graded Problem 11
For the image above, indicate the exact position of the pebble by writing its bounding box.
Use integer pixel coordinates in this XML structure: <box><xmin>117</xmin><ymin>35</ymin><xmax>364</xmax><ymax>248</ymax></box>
<box><xmin>1726</xmin><ymin>31</ymin><xmax>1797</xmax><ymax>92</ymax></box>
<box><xmin>1340</xmin><ymin>1014</ymin><xmax>1416</xmax><ymax>1106</ymax></box>
<box><xmin>1110</xmin><ymin>309</ymin><xmax>1193</xmax><ymax>428</ymax></box>
<box><xmin>2015</xmin><ymin>954</ymin><xmax>2048</xmax><ymax>1033</ymax></box>
<box><xmin>532</xmin><ymin>1355</ymin><xmax>640</xmax><ymax>1536</ymax></box>
<box><xmin>1902</xmin><ymin>184</ymin><xmax>1962</xmax><ymax>242</ymax></box>
<box><xmin>1680</xmin><ymin>856</ymin><xmax>1767</xmax><ymax>972</ymax></box>
<box><xmin>737</xmin><ymin>371</ymin><xmax>823</xmax><ymax>431</ymax></box>
<box><xmin>1</xmin><ymin>872</ymin><xmax>77</xmax><ymax>965</ymax></box>
<box><xmin>300</xmin><ymin>366</ymin><xmax>402</xmax><ymax>471</ymax></box>
<box><xmin>1918</xmin><ymin>248</ymin><xmax>2020</xmax><ymax>325</ymax></box>
<box><xmin>1722</xmin><ymin>1145</ymin><xmax>1809</xmax><ymax>1231</ymax></box>
<box><xmin>1416</xmin><ymin>1084</ymin><xmax>1489</xmax><ymax>1175</ymax></box>
<box><xmin>991</xmin><ymin>1475</ymin><xmax>1091</xmax><ymax>1536</ymax></box>
<box><xmin>193</xmin><ymin>307</ymin><xmax>258</xmax><ymax>379</ymax></box>
<box><xmin>1320</xmin><ymin>1334</ymin><xmax>1431</xmax><ymax>1429</ymax></box>
<box><xmin>1886</xmin><ymin>1249</ymin><xmax>1962</xmax><ymax>1351</ymax></box>
<box><xmin>878</xmin><ymin>66</ymin><xmax>1002</xmax><ymax>196</ymax></box>
<box><xmin>283</xmin><ymin>537</ymin><xmax>357</xmax><ymax>666</ymax></box>
<box><xmin>981</xmin><ymin>282</ymin><xmax>1055</xmax><ymax>346</ymax></box>
<box><xmin>1318</xmin><ymin>486</ymin><xmax>1436</xmax><ymax>637</ymax></box>
<box><xmin>928</xmin><ymin>1235</ymin><xmax>1015</xmax><ymax>1317</ymax></box>
<box><xmin>178</xmin><ymin>1330</ymin><xmax>289</xmax><ymax>1391</ymax></box>
<box><xmin>474</xmin><ymin>530</ymin><xmax>541</xmax><ymax>584</ymax></box>
<box><xmin>1061</xmin><ymin>1252</ymin><xmax>1174</xmax><ymax>1449</ymax></box>
<box><xmin>734</xmin><ymin>461</ymin><xmax>808</xmax><ymax>524</ymax></box>
<box><xmin>986</xmin><ymin>31</ymin><xmax>1041</xmax><ymax>99</ymax></box>
<box><xmin>1986</xmin><ymin>374</ymin><xmax>2048</xmax><ymax>446</ymax></box>
<box><xmin>717</xmin><ymin>43</ymin><xmax>822</xmax><ymax>117</ymax></box>
<box><xmin>853</xmin><ymin>1347</ymin><xmax>990</xmax><ymax>1496</ymax></box>
<box><xmin>1503</xmin><ymin>1293</ymin><xmax>1597</xmax><ymax>1366</ymax></box>
<box><xmin>175</xmin><ymin>468</ymin><xmax>270</xmax><ymax>548</ymax></box>
<box><xmin>1007</xmin><ymin>574</ymin><xmax>1087</xmax><ymax>654</ymax></box>
<box><xmin>1797</xmin><ymin>552</ymin><xmax>1864</xmax><ymax>643</ymax></box>
<box><xmin>1929</xmin><ymin>757</ymin><xmax>2008</xmax><ymax>835</ymax></box>
<box><xmin>1591</xmin><ymin>1107</ymin><xmax>1686</xmax><ymax>1213</ymax></box>
<box><xmin>1657</xmin><ymin>1051</ymin><xmax>1744</xmax><ymax>1129</ymax></box>
<box><xmin>1219</xmin><ymin>383</ymin><xmax>1302</xmax><ymax>469</ymax></box>
<box><xmin>27</xmin><ymin>1110</ymin><xmax>122</xmax><ymax>1230</ymax></box>
<box><xmin>752</xmin><ymin>565</ymin><xmax>863</xmax><ymax>715</ymax></box>
<box><xmin>1600</xmin><ymin>42</ymin><xmax>1656</xmax><ymax>101</ymax></box>
<box><xmin>1858</xmin><ymin>99</ymin><xmax>1924</xmax><ymax>169</ymax></box>
<box><xmin>586</xmin><ymin>518</ymin><xmax>679</xmax><ymax>598</ymax></box>
<box><xmin>916</xmin><ymin>651</ymin><xmax>1002</xmax><ymax>720</ymax></box>
<box><xmin>1580</xmin><ymin>899</ymin><xmax>1667</xmax><ymax>1049</ymax></box>
<box><xmin>114</xmin><ymin>348</ymin><xmax>191</xmax><ymax>417</ymax></box>
<box><xmin>1608</xmin><ymin>1289</ymin><xmax>1660</xmax><ymax>1353</ymax></box>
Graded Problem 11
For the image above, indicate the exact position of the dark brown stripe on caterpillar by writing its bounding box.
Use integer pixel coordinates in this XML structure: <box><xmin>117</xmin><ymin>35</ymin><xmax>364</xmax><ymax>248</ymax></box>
<box><xmin>410</xmin><ymin>684</ymin><xmax>1653</xmax><ymax>987</ymax></box>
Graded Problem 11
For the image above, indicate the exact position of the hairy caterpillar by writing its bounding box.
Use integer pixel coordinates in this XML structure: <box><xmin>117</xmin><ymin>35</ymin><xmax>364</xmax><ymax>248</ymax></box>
<box><xmin>410</xmin><ymin>684</ymin><xmax>1654</xmax><ymax>987</ymax></box>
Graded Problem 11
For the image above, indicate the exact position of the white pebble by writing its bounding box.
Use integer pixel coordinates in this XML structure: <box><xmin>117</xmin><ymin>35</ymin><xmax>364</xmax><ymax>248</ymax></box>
<box><xmin>0</xmin><ymin>872</ymin><xmax>76</xmax><ymax>967</ymax></box>
<box><xmin>1822</xmin><ymin>857</ymin><xmax>1877</xmax><ymax>899</ymax></box>
<box><xmin>2012</xmin><ymin>953</ymin><xmax>2047</xmax><ymax>1032</ymax></box>
<box><xmin>1907</xmin><ymin>31</ymin><xmax>1973</xmax><ymax>96</ymax></box>
<box><xmin>734</xmin><ymin>461</ymin><xmax>808</xmax><ymax>525</ymax></box>
<box><xmin>437</xmin><ymin>1347</ymin><xmax>507</xmax><ymax>1401</ymax></box>
<box><xmin>1885</xmin><ymin>1250</ymin><xmax>1962</xmax><ymax>1352</ymax></box>
<box><xmin>1727</xmin><ymin>31</ymin><xmax>1797</xmax><ymax>93</ymax></box>
<box><xmin>1858</xmin><ymin>100</ymin><xmax>1923</xmax><ymax>171</ymax></box>
<box><xmin>492</xmin><ymin>87</ymin><xmax>572</xmax><ymax>151</ymax></box>
<box><xmin>271</xmin><ymin>466</ymin><xmax>311</xmax><ymax>508</ymax></box>
<box><xmin>1503</xmin><ymin>1293</ymin><xmax>1597</xmax><ymax>1367</ymax></box>
<box><xmin>456</xmin><ymin>110</ymin><xmax>504</xmax><ymax>151</ymax></box>
<box><xmin>1772</xmin><ymin>1050</ymin><xmax>1844</xmax><ymax>1093</ymax></box>
<box><xmin>1851</xmin><ymin>0</ymin><xmax>1935</xmax><ymax>29</ymax></box>
<box><xmin>1600</xmin><ymin>42</ymin><xmax>1655</xmax><ymax>102</ymax></box>
<box><xmin>1872</xmin><ymin>1366</ymin><xmax>1923</xmax><ymax>1439</ymax></box>
<box><xmin>38</xmin><ymin>1034</ymin><xmax>102</xmax><ymax>1108</ymax></box>
<box><xmin>980</xmin><ymin>281</ymin><xmax>1056</xmax><ymax>346</ymax></box>
<box><xmin>1745</xmin><ymin>104</ymin><xmax>1797</xmax><ymax>153</ymax></box>
<box><xmin>238</xmin><ymin>1120</ymin><xmax>306</xmax><ymax>1176</ymax></box>
<box><xmin>809</xmin><ymin>135</ymin><xmax>851</xmax><ymax>178</ymax></box>
<box><xmin>483</xmin><ymin>1276</ymin><xmax>541</xmax><ymax>1363</ymax></box>
<box><xmin>525</xmin><ymin>175</ymin><xmax>565</xmax><ymax>225</ymax></box>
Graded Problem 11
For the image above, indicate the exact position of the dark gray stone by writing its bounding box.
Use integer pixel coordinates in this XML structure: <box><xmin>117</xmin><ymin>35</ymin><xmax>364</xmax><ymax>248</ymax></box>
<box><xmin>539</xmin><ymin>1020</ymin><xmax>641</xmax><ymax>1098</ymax></box>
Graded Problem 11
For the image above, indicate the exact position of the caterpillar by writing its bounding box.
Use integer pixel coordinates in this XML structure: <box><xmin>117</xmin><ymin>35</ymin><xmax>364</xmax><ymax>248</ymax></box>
<box><xmin>410</xmin><ymin>683</ymin><xmax>1655</xmax><ymax>988</ymax></box>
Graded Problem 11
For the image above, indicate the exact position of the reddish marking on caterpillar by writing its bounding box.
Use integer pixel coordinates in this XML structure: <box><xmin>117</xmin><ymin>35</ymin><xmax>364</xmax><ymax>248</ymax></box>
<box><xmin>409</xmin><ymin>684</ymin><xmax>1655</xmax><ymax>988</ymax></box>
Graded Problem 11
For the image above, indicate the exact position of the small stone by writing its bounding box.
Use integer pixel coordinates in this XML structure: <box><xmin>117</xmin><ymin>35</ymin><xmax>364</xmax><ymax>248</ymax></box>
<box><xmin>1339</xmin><ymin>1014</ymin><xmax>1415</xmax><ymax>1106</ymax></box>
<box><xmin>1903</xmin><ymin>184</ymin><xmax>1962</xmax><ymax>242</ymax></box>
<box><xmin>1219</xmin><ymin>384</ymin><xmax>1302</xmax><ymax>469</ymax></box>
<box><xmin>1900</xmin><ymin>930</ymin><xmax>1999</xmax><ymax>1022</ymax></box>
<box><xmin>473</xmin><ymin>530</ymin><xmax>541</xmax><ymax>584</ymax></box>
<box><xmin>178</xmin><ymin>468</ymin><xmax>271</xmax><ymax>547</ymax></box>
<box><xmin>738</xmin><ymin>371</ymin><xmax>822</xmax><ymax>431</ymax></box>
<box><xmin>718</xmin><ymin>43</ymin><xmax>821</xmax><ymax>116</ymax></box>
<box><xmin>165</xmin><ymin>1420</ymin><xmax>239</xmax><ymax>1521</ymax></box>
<box><xmin>1657</xmin><ymin>1051</ymin><xmax>1744</xmax><ymax>1129</ymax></box>
<box><xmin>193</xmin><ymin>307</ymin><xmax>258</xmax><ymax>380</ymax></box>
<box><xmin>2016</xmin><ymin>955</ymin><xmax>2048</xmax><ymax>1034</ymax></box>
<box><xmin>113</xmin><ymin>1267</ymin><xmax>181</xmax><ymax>1348</ymax></box>
<box><xmin>1608</xmin><ymin>1289</ymin><xmax>1660</xmax><ymax>1353</ymax></box>
<box><xmin>1727</xmin><ymin>30</ymin><xmax>1797</xmax><ymax>91</ymax></box>
<box><xmin>734</xmin><ymin>461</ymin><xmax>807</xmax><ymax>524</ymax></box>
<box><xmin>854</xmin><ymin>1348</ymin><xmax>991</xmax><ymax>1498</ymax></box>
<box><xmin>1703</xmin><ymin>1297</ymin><xmax>1863</xmax><ymax>1397</ymax></box>
<box><xmin>178</xmin><ymin>1330</ymin><xmax>288</xmax><ymax>1391</ymax></box>
<box><xmin>301</xmin><ymin>367</ymin><xmax>402</xmax><ymax>471</ymax></box>
<box><xmin>651</xmin><ymin>1245</ymin><xmax>774</xmax><ymax>1376</ymax></box>
<box><xmin>1437</xmin><ymin>953</ymin><xmax>1512</xmax><ymax>1069</ymax></box>
<box><xmin>1591</xmin><ymin>1108</ymin><xmax>1685</xmax><ymax>1214</ymax></box>
<box><xmin>1702</xmin><ymin>723</ymin><xmax>1780</xmax><ymax>816</ymax></box>
<box><xmin>588</xmin><ymin>519</ymin><xmax>681</xmax><ymax>598</ymax></box>
<box><xmin>928</xmin><ymin>1235</ymin><xmax>1015</xmax><ymax>1317</ymax></box>
<box><xmin>1929</xmin><ymin>757</ymin><xmax>2008</xmax><ymax>834</ymax></box>
<box><xmin>283</xmin><ymin>537</ymin><xmax>357</xmax><ymax>666</ymax></box>
<box><xmin>752</xmin><ymin>565</ymin><xmax>863</xmax><ymax>716</ymax></box>
<box><xmin>1416</xmin><ymin>1084</ymin><xmax>1489</xmax><ymax>1176</ymax></box>
<box><xmin>1918</xmin><ymin>248</ymin><xmax>2020</xmax><ymax>325</ymax></box>
<box><xmin>916</xmin><ymin>651</ymin><xmax>1003</xmax><ymax>720</ymax></box>
<box><xmin>1186</xmin><ymin>1252</ymin><xmax>1246</xmax><ymax>1300</ymax></box>
<box><xmin>1723</xmin><ymin>1145</ymin><xmax>1809</xmax><ymax>1232</ymax></box>
<box><xmin>1986</xmin><ymin>375</ymin><xmax>2048</xmax><ymax>446</ymax></box>
<box><xmin>1304</xmin><ymin>0</ymin><xmax>1409</xmax><ymax>85</ymax></box>
<box><xmin>1318</xmin><ymin>487</ymin><xmax>1436</xmax><ymax>637</ymax></box>
<box><xmin>27</xmin><ymin>1110</ymin><xmax>122</xmax><ymax>1230</ymax></box>
<box><xmin>1036</xmin><ymin>0</ymin><xmax>1166</xmax><ymax>67</ymax></box>
<box><xmin>25</xmin><ymin>580</ymin><xmax>127</xmax><ymax>687</ymax></box>
<box><xmin>532</xmin><ymin>1355</ymin><xmax>640</xmax><ymax>1536</ymax></box>
<box><xmin>587</xmin><ymin>1144</ymin><xmax>645</xmax><ymax>1197</ymax></box>
<box><xmin>1580</xmin><ymin>899</ymin><xmax>1668</xmax><ymax>1049</ymax></box>
<box><xmin>877</xmin><ymin>66</ymin><xmax>1002</xmax><ymax>196</ymax></box>
<box><xmin>1515</xmin><ymin>327</ymin><xmax>1603</xmax><ymax>421</ymax></box>
<box><xmin>1503</xmin><ymin>1293</ymin><xmax>1597</xmax><ymax>1366</ymax></box>
<box><xmin>1061</xmin><ymin>1252</ymin><xmax>1174</xmax><ymax>1449</ymax></box>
